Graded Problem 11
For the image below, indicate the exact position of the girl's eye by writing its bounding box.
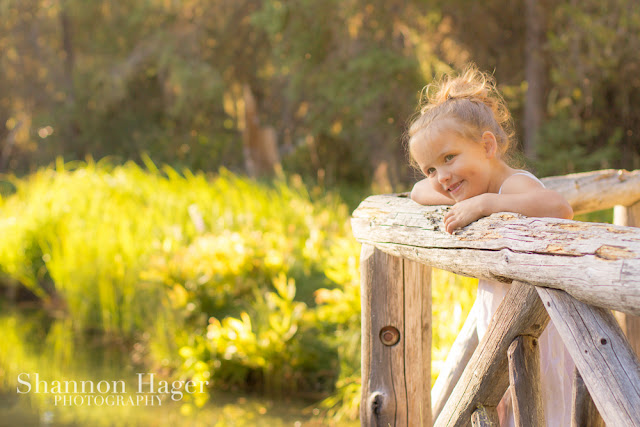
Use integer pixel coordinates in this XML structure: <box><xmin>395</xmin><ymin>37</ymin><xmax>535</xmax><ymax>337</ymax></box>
<box><xmin>444</xmin><ymin>154</ymin><xmax>455</xmax><ymax>162</ymax></box>
<box><xmin>426</xmin><ymin>167</ymin><xmax>436</xmax><ymax>176</ymax></box>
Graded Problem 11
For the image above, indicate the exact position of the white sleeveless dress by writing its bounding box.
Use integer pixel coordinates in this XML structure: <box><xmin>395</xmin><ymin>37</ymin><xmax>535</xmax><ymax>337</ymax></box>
<box><xmin>476</xmin><ymin>171</ymin><xmax>574</xmax><ymax>427</ymax></box>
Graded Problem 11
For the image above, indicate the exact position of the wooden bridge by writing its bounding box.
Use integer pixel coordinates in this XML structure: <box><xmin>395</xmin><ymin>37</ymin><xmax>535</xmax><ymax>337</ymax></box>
<box><xmin>351</xmin><ymin>169</ymin><xmax>640</xmax><ymax>426</ymax></box>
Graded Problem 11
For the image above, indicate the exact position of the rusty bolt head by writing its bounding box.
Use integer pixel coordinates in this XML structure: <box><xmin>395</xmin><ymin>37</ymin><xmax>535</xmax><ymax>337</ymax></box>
<box><xmin>379</xmin><ymin>326</ymin><xmax>400</xmax><ymax>346</ymax></box>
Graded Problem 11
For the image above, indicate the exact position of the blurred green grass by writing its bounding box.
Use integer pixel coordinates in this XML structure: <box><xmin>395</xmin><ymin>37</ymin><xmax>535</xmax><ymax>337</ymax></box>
<box><xmin>0</xmin><ymin>159</ymin><xmax>484</xmax><ymax>423</ymax></box>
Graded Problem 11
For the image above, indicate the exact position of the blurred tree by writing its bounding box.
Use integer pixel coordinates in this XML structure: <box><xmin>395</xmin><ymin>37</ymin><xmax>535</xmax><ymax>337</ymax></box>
<box><xmin>0</xmin><ymin>0</ymin><xmax>55</xmax><ymax>171</ymax></box>
<box><xmin>249</xmin><ymin>0</ymin><xmax>440</xmax><ymax>188</ymax></box>
<box><xmin>2</xmin><ymin>0</ymin><xmax>638</xmax><ymax>183</ymax></box>
<box><xmin>0</xmin><ymin>0</ymin><xmax>448</xmax><ymax>188</ymax></box>
<box><xmin>0</xmin><ymin>0</ymin><xmax>243</xmax><ymax>173</ymax></box>
<box><xmin>539</xmin><ymin>0</ymin><xmax>640</xmax><ymax>174</ymax></box>
<box><xmin>523</xmin><ymin>0</ymin><xmax>548</xmax><ymax>161</ymax></box>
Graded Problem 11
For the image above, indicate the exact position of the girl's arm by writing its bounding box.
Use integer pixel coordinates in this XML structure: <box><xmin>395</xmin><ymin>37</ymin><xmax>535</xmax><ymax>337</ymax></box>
<box><xmin>443</xmin><ymin>175</ymin><xmax>573</xmax><ymax>234</ymax></box>
<box><xmin>410</xmin><ymin>178</ymin><xmax>455</xmax><ymax>206</ymax></box>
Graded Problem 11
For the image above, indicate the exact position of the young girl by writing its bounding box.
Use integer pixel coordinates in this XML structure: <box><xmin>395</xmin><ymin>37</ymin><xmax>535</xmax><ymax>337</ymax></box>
<box><xmin>407</xmin><ymin>66</ymin><xmax>574</xmax><ymax>426</ymax></box>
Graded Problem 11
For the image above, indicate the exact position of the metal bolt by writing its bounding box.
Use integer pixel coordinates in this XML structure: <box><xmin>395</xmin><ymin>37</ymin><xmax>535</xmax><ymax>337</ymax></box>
<box><xmin>379</xmin><ymin>326</ymin><xmax>400</xmax><ymax>346</ymax></box>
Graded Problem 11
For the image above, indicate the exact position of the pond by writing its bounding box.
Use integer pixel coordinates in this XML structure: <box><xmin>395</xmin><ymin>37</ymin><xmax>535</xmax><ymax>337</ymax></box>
<box><xmin>0</xmin><ymin>309</ymin><xmax>358</xmax><ymax>427</ymax></box>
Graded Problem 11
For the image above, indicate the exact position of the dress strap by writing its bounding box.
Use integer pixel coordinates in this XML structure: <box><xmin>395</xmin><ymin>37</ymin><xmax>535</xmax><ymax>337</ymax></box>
<box><xmin>498</xmin><ymin>170</ymin><xmax>545</xmax><ymax>194</ymax></box>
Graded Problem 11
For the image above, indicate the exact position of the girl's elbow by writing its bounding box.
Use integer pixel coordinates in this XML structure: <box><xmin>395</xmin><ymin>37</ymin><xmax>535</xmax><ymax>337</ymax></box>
<box><xmin>411</xmin><ymin>188</ymin><xmax>431</xmax><ymax>205</ymax></box>
<box><xmin>410</xmin><ymin>186</ymin><xmax>420</xmax><ymax>204</ymax></box>
<box><xmin>559</xmin><ymin>202</ymin><xmax>573</xmax><ymax>220</ymax></box>
<box><xmin>410</xmin><ymin>180</ymin><xmax>428</xmax><ymax>204</ymax></box>
<box><xmin>564</xmin><ymin>204</ymin><xmax>574</xmax><ymax>220</ymax></box>
<box><xmin>546</xmin><ymin>191</ymin><xmax>573</xmax><ymax>219</ymax></box>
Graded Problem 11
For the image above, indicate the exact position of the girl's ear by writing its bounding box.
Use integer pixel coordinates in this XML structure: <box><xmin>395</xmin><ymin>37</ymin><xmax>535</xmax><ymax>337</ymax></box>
<box><xmin>481</xmin><ymin>131</ymin><xmax>498</xmax><ymax>159</ymax></box>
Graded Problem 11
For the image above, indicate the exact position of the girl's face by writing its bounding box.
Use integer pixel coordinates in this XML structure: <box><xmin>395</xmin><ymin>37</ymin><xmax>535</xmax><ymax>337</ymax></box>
<box><xmin>411</xmin><ymin>127</ymin><xmax>495</xmax><ymax>202</ymax></box>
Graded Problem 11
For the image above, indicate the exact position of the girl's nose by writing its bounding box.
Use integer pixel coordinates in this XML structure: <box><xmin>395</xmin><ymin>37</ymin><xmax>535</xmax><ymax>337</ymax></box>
<box><xmin>438</xmin><ymin>169</ymin><xmax>451</xmax><ymax>184</ymax></box>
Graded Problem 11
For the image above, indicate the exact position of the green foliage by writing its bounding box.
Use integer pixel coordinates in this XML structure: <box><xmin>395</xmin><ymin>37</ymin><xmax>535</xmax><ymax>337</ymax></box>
<box><xmin>0</xmin><ymin>0</ymin><xmax>437</xmax><ymax>189</ymax></box>
<box><xmin>540</xmin><ymin>0</ymin><xmax>640</xmax><ymax>173</ymax></box>
<box><xmin>194</xmin><ymin>275</ymin><xmax>314</xmax><ymax>393</ymax></box>
<box><xmin>250</xmin><ymin>0</ymin><xmax>428</xmax><ymax>185</ymax></box>
<box><xmin>2</xmin><ymin>0</ymin><xmax>640</xmax><ymax>185</ymax></box>
<box><xmin>535</xmin><ymin>116</ymin><xmax>621</xmax><ymax>176</ymax></box>
<box><xmin>0</xmin><ymin>160</ymin><xmax>362</xmax><ymax>418</ymax></box>
<box><xmin>0</xmin><ymin>160</ymin><xmax>486</xmax><ymax>421</ymax></box>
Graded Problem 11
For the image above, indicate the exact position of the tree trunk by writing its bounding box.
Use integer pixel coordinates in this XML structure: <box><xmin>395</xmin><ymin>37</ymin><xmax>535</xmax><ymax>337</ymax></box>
<box><xmin>60</xmin><ymin>0</ymin><xmax>79</xmax><ymax>153</ymax></box>
<box><xmin>242</xmin><ymin>84</ymin><xmax>281</xmax><ymax>177</ymax></box>
<box><xmin>523</xmin><ymin>0</ymin><xmax>546</xmax><ymax>161</ymax></box>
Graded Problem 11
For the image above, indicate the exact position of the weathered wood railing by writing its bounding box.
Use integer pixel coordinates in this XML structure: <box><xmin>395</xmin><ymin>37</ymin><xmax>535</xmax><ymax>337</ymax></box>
<box><xmin>351</xmin><ymin>169</ymin><xmax>640</xmax><ymax>426</ymax></box>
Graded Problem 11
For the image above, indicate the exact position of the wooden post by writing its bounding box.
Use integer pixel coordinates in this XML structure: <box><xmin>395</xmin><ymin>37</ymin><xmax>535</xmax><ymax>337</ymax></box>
<box><xmin>537</xmin><ymin>287</ymin><xmax>640</xmax><ymax>426</ymax></box>
<box><xmin>571</xmin><ymin>367</ymin><xmax>605</xmax><ymax>427</ymax></box>
<box><xmin>360</xmin><ymin>244</ymin><xmax>432</xmax><ymax>426</ymax></box>
<box><xmin>613</xmin><ymin>201</ymin><xmax>640</xmax><ymax>357</ymax></box>
<box><xmin>508</xmin><ymin>336</ymin><xmax>545</xmax><ymax>427</ymax></box>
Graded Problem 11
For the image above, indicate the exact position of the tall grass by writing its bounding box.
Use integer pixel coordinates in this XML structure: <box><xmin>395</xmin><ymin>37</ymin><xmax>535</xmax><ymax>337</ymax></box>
<box><xmin>0</xmin><ymin>159</ymin><xmax>477</xmax><ymax>421</ymax></box>
<box><xmin>0</xmin><ymin>158</ymin><xmax>349</xmax><ymax>334</ymax></box>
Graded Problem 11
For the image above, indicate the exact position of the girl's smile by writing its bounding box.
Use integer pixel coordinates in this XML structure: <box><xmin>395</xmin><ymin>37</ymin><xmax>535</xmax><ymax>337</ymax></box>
<box><xmin>447</xmin><ymin>180</ymin><xmax>463</xmax><ymax>196</ymax></box>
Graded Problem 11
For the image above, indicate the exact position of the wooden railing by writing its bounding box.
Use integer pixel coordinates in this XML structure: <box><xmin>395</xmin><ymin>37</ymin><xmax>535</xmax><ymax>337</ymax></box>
<box><xmin>351</xmin><ymin>169</ymin><xmax>640</xmax><ymax>426</ymax></box>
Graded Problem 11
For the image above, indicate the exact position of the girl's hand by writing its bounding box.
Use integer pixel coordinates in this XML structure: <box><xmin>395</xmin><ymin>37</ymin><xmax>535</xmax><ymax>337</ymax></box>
<box><xmin>443</xmin><ymin>187</ymin><xmax>573</xmax><ymax>234</ymax></box>
<box><xmin>443</xmin><ymin>194</ymin><xmax>489</xmax><ymax>234</ymax></box>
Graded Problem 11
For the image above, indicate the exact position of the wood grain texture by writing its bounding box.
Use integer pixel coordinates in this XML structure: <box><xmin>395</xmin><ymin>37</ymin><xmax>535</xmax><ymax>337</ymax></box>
<box><xmin>434</xmin><ymin>282</ymin><xmax>550</xmax><ymax>427</ymax></box>
<box><xmin>537</xmin><ymin>287</ymin><xmax>640</xmax><ymax>426</ymax></box>
<box><xmin>432</xmin><ymin>299</ymin><xmax>479</xmax><ymax>421</ymax></box>
<box><xmin>471</xmin><ymin>406</ymin><xmax>499</xmax><ymax>427</ymax></box>
<box><xmin>403</xmin><ymin>256</ymin><xmax>432</xmax><ymax>426</ymax></box>
<box><xmin>614</xmin><ymin>200</ymin><xmax>640</xmax><ymax>358</ymax></box>
<box><xmin>351</xmin><ymin>193</ymin><xmax>640</xmax><ymax>315</ymax></box>
<box><xmin>571</xmin><ymin>367</ymin><xmax>605</xmax><ymax>427</ymax></box>
<box><xmin>360</xmin><ymin>244</ymin><xmax>403</xmax><ymax>426</ymax></box>
<box><xmin>508</xmin><ymin>336</ymin><xmax>545</xmax><ymax>427</ymax></box>
<box><xmin>360</xmin><ymin>245</ymin><xmax>432</xmax><ymax>427</ymax></box>
<box><xmin>541</xmin><ymin>168</ymin><xmax>640</xmax><ymax>215</ymax></box>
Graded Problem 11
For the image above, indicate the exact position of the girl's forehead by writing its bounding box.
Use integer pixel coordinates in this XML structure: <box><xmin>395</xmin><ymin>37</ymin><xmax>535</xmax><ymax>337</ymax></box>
<box><xmin>413</xmin><ymin>117</ymin><xmax>466</xmax><ymax>143</ymax></box>
<box><xmin>413</xmin><ymin>126</ymin><xmax>468</xmax><ymax>152</ymax></box>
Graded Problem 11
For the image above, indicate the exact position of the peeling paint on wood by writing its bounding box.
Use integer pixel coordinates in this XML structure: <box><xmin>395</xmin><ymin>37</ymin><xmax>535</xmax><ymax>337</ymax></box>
<box><xmin>458</xmin><ymin>231</ymin><xmax>503</xmax><ymax>241</ymax></box>
<box><xmin>595</xmin><ymin>245</ymin><xmax>636</xmax><ymax>260</ymax></box>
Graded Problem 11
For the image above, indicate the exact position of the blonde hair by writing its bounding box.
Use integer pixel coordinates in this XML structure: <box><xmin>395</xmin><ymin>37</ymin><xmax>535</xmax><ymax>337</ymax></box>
<box><xmin>407</xmin><ymin>65</ymin><xmax>517</xmax><ymax>167</ymax></box>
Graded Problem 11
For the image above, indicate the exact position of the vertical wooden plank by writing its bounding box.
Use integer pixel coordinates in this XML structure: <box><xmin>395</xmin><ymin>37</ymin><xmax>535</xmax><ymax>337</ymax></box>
<box><xmin>360</xmin><ymin>245</ymin><xmax>374</xmax><ymax>425</ymax></box>
<box><xmin>508</xmin><ymin>336</ymin><xmax>545</xmax><ymax>427</ymax></box>
<box><xmin>571</xmin><ymin>367</ymin><xmax>605</xmax><ymax>427</ymax></box>
<box><xmin>537</xmin><ymin>287</ymin><xmax>640</xmax><ymax>426</ymax></box>
<box><xmin>614</xmin><ymin>201</ymin><xmax>640</xmax><ymax>358</ymax></box>
<box><xmin>403</xmin><ymin>258</ymin><xmax>432</xmax><ymax>426</ymax></box>
<box><xmin>471</xmin><ymin>406</ymin><xmax>500</xmax><ymax>426</ymax></box>
<box><xmin>360</xmin><ymin>245</ymin><xmax>431</xmax><ymax>426</ymax></box>
<box><xmin>360</xmin><ymin>244</ymin><xmax>403</xmax><ymax>426</ymax></box>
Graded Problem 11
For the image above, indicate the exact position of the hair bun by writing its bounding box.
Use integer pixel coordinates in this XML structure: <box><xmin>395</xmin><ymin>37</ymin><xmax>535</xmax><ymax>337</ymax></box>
<box><xmin>408</xmin><ymin>64</ymin><xmax>517</xmax><ymax>166</ymax></box>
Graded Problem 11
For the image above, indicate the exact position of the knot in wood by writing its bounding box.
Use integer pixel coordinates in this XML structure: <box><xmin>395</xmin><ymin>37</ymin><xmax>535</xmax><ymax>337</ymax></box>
<box><xmin>380</xmin><ymin>326</ymin><xmax>400</xmax><ymax>346</ymax></box>
<box><xmin>368</xmin><ymin>391</ymin><xmax>383</xmax><ymax>415</ymax></box>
